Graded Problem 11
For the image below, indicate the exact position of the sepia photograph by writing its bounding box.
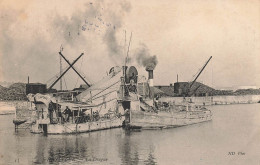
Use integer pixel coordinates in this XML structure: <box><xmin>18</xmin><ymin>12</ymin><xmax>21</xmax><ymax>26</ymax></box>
<box><xmin>0</xmin><ymin>0</ymin><xmax>260</xmax><ymax>164</ymax></box>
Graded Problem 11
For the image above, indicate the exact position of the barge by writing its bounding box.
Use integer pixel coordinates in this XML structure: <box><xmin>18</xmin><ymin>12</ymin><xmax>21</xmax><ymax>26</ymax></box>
<box><xmin>14</xmin><ymin>51</ymin><xmax>213</xmax><ymax>133</ymax></box>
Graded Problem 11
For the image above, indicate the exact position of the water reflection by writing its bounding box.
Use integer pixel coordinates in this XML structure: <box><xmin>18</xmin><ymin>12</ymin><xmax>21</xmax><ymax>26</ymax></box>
<box><xmin>118</xmin><ymin>130</ymin><xmax>157</xmax><ymax>165</ymax></box>
<box><xmin>145</xmin><ymin>152</ymin><xmax>157</xmax><ymax>165</ymax></box>
<box><xmin>34</xmin><ymin>136</ymin><xmax>47</xmax><ymax>164</ymax></box>
<box><xmin>118</xmin><ymin>131</ymin><xmax>140</xmax><ymax>165</ymax></box>
<box><xmin>1</xmin><ymin>104</ymin><xmax>260</xmax><ymax>165</ymax></box>
<box><xmin>34</xmin><ymin>134</ymin><xmax>92</xmax><ymax>164</ymax></box>
<box><xmin>30</xmin><ymin>129</ymin><xmax>158</xmax><ymax>164</ymax></box>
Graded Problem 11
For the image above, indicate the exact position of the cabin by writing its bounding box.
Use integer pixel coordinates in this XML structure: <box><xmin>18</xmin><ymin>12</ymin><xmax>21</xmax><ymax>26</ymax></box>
<box><xmin>26</xmin><ymin>83</ymin><xmax>47</xmax><ymax>95</ymax></box>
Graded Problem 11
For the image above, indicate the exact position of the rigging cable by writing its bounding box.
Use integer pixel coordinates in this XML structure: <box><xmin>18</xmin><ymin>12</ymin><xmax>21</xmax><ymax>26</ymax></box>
<box><xmin>63</xmin><ymin>75</ymin><xmax>68</xmax><ymax>90</ymax></box>
<box><xmin>74</xmin><ymin>56</ymin><xmax>84</xmax><ymax>88</ymax></box>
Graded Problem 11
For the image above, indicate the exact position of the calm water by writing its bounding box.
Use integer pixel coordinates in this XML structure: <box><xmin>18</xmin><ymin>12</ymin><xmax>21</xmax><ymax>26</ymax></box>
<box><xmin>0</xmin><ymin>104</ymin><xmax>260</xmax><ymax>165</ymax></box>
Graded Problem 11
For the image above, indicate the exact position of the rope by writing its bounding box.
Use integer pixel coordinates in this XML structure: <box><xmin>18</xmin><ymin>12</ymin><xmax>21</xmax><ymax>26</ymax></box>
<box><xmin>46</xmin><ymin>66</ymin><xmax>69</xmax><ymax>87</ymax></box>
<box><xmin>46</xmin><ymin>72</ymin><xmax>60</xmax><ymax>84</ymax></box>
<box><xmin>86</xmin><ymin>80</ymin><xmax>120</xmax><ymax>102</ymax></box>
<box><xmin>74</xmin><ymin>56</ymin><xmax>84</xmax><ymax>88</ymax></box>
<box><xmin>63</xmin><ymin>76</ymin><xmax>68</xmax><ymax>90</ymax></box>
<box><xmin>91</xmin><ymin>89</ymin><xmax>117</xmax><ymax>101</ymax></box>
<box><xmin>92</xmin><ymin>98</ymin><xmax>117</xmax><ymax>107</ymax></box>
<box><xmin>98</xmin><ymin>104</ymin><xmax>103</xmax><ymax>113</ymax></box>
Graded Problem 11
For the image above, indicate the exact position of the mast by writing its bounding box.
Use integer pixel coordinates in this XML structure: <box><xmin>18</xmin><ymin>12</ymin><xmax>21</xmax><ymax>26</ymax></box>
<box><xmin>59</xmin><ymin>52</ymin><xmax>90</xmax><ymax>87</ymax></box>
<box><xmin>125</xmin><ymin>32</ymin><xmax>132</xmax><ymax>66</ymax></box>
<box><xmin>123</xmin><ymin>30</ymin><xmax>127</xmax><ymax>78</ymax></box>
<box><xmin>123</xmin><ymin>32</ymin><xmax>132</xmax><ymax>80</ymax></box>
<box><xmin>60</xmin><ymin>54</ymin><xmax>62</xmax><ymax>90</ymax></box>
<box><xmin>48</xmin><ymin>53</ymin><xmax>84</xmax><ymax>91</ymax></box>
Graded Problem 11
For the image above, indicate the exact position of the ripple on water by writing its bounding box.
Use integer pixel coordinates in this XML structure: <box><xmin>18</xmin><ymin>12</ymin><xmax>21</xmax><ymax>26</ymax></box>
<box><xmin>0</xmin><ymin>104</ymin><xmax>260</xmax><ymax>165</ymax></box>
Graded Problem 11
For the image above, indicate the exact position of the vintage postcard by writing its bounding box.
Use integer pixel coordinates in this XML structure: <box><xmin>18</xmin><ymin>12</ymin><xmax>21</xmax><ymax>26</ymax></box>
<box><xmin>0</xmin><ymin>0</ymin><xmax>260</xmax><ymax>164</ymax></box>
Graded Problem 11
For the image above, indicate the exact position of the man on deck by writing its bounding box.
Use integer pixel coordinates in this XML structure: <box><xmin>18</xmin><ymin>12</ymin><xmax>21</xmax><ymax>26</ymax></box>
<box><xmin>48</xmin><ymin>101</ymin><xmax>54</xmax><ymax>123</ymax></box>
<box><xmin>63</xmin><ymin>106</ymin><xmax>72</xmax><ymax>122</ymax></box>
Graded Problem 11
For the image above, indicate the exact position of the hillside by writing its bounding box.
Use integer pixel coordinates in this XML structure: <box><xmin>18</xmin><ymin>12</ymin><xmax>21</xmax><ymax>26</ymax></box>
<box><xmin>0</xmin><ymin>83</ymin><xmax>27</xmax><ymax>100</ymax></box>
<box><xmin>0</xmin><ymin>85</ymin><xmax>7</xmax><ymax>91</ymax></box>
<box><xmin>234</xmin><ymin>89</ymin><xmax>260</xmax><ymax>95</ymax></box>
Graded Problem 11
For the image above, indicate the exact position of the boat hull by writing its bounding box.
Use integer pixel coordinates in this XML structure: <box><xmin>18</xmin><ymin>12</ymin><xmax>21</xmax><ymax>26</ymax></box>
<box><xmin>126</xmin><ymin>110</ymin><xmax>212</xmax><ymax>129</ymax></box>
<box><xmin>31</xmin><ymin>117</ymin><xmax>124</xmax><ymax>134</ymax></box>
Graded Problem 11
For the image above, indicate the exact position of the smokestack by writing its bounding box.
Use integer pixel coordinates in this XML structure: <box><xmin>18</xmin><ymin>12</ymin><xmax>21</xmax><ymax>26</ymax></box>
<box><xmin>28</xmin><ymin>76</ymin><xmax>30</xmax><ymax>84</ymax></box>
<box><xmin>146</xmin><ymin>68</ymin><xmax>154</xmax><ymax>87</ymax></box>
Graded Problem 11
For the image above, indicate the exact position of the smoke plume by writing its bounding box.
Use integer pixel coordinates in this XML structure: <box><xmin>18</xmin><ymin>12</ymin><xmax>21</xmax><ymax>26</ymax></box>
<box><xmin>103</xmin><ymin>1</ymin><xmax>132</xmax><ymax>64</ymax></box>
<box><xmin>135</xmin><ymin>44</ymin><xmax>158</xmax><ymax>70</ymax></box>
<box><xmin>0</xmin><ymin>1</ymin><xmax>132</xmax><ymax>86</ymax></box>
<box><xmin>53</xmin><ymin>0</ymin><xmax>132</xmax><ymax>64</ymax></box>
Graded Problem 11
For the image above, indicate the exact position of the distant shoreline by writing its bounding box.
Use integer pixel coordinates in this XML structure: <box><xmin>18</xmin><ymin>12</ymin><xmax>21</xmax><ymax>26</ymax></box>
<box><xmin>160</xmin><ymin>94</ymin><xmax>260</xmax><ymax>106</ymax></box>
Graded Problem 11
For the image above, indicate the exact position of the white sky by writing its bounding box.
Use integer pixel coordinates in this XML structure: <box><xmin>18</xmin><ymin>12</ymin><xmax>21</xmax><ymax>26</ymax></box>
<box><xmin>0</xmin><ymin>0</ymin><xmax>259</xmax><ymax>89</ymax></box>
